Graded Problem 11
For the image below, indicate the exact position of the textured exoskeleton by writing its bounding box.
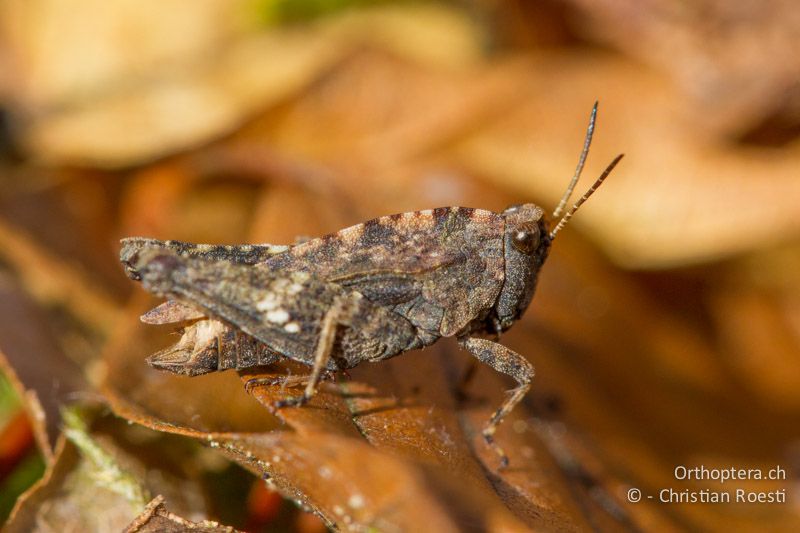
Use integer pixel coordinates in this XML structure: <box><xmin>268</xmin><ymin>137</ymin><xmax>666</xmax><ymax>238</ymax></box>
<box><xmin>120</xmin><ymin>103</ymin><xmax>622</xmax><ymax>467</ymax></box>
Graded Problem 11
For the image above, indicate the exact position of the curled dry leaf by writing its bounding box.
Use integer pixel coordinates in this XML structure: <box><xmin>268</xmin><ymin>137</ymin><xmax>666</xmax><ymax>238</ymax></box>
<box><xmin>125</xmin><ymin>495</ymin><xmax>239</xmax><ymax>533</ymax></box>
<box><xmin>0</xmin><ymin>0</ymin><xmax>343</xmax><ymax>167</ymax></box>
<box><xmin>1</xmin><ymin>2</ymin><xmax>484</xmax><ymax>167</ymax></box>
<box><xmin>20</xmin><ymin>30</ymin><xmax>345</xmax><ymax>168</ymax></box>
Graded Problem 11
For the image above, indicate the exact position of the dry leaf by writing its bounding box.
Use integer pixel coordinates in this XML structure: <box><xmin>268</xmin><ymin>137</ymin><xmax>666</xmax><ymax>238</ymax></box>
<box><xmin>1</xmin><ymin>2</ymin><xmax>484</xmax><ymax>167</ymax></box>
<box><xmin>5</xmin><ymin>410</ymin><xmax>216</xmax><ymax>532</ymax></box>
<box><xmin>125</xmin><ymin>495</ymin><xmax>239</xmax><ymax>533</ymax></box>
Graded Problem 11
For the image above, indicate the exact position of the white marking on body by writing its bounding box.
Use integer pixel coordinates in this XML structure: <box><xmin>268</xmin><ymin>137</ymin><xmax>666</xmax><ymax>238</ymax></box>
<box><xmin>239</xmin><ymin>244</ymin><xmax>253</xmax><ymax>252</ymax></box>
<box><xmin>256</xmin><ymin>295</ymin><xmax>278</xmax><ymax>311</ymax></box>
<box><xmin>287</xmin><ymin>283</ymin><xmax>304</xmax><ymax>295</ymax></box>
<box><xmin>419</xmin><ymin>209</ymin><xmax>433</xmax><ymax>216</ymax></box>
<box><xmin>266</xmin><ymin>309</ymin><xmax>290</xmax><ymax>324</ymax></box>
<box><xmin>195</xmin><ymin>244</ymin><xmax>214</xmax><ymax>251</ymax></box>
<box><xmin>284</xmin><ymin>321</ymin><xmax>300</xmax><ymax>333</ymax></box>
<box><xmin>268</xmin><ymin>245</ymin><xmax>289</xmax><ymax>254</ymax></box>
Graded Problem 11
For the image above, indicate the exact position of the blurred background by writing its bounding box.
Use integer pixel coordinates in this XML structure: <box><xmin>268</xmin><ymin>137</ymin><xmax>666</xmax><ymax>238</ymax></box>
<box><xmin>0</xmin><ymin>1</ymin><xmax>799</xmax><ymax>531</ymax></box>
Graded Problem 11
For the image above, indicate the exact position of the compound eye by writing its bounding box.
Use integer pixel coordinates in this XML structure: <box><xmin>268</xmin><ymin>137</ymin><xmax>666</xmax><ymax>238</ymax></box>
<box><xmin>511</xmin><ymin>223</ymin><xmax>540</xmax><ymax>254</ymax></box>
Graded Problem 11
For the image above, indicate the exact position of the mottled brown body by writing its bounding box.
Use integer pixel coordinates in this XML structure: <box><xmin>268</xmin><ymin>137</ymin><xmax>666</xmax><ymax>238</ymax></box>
<box><xmin>121</xmin><ymin>203</ymin><xmax>551</xmax><ymax>468</ymax></box>
<box><xmin>121</xmin><ymin>103</ymin><xmax>622</xmax><ymax>467</ymax></box>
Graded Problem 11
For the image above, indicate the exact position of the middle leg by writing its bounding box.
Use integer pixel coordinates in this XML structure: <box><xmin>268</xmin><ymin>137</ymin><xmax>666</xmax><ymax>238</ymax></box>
<box><xmin>273</xmin><ymin>295</ymin><xmax>354</xmax><ymax>408</ymax></box>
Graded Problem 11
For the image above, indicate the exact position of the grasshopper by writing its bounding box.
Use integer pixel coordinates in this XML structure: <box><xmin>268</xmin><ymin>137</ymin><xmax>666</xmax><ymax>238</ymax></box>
<box><xmin>120</xmin><ymin>103</ymin><xmax>622</xmax><ymax>467</ymax></box>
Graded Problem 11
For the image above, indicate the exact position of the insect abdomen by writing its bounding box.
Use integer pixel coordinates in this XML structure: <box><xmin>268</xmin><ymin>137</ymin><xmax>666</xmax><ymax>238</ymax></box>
<box><xmin>217</xmin><ymin>329</ymin><xmax>281</xmax><ymax>371</ymax></box>
<box><xmin>147</xmin><ymin>319</ymin><xmax>280</xmax><ymax>375</ymax></box>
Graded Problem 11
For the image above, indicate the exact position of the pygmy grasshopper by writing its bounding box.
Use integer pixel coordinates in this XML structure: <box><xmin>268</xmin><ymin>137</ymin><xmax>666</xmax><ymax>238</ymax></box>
<box><xmin>120</xmin><ymin>103</ymin><xmax>622</xmax><ymax>467</ymax></box>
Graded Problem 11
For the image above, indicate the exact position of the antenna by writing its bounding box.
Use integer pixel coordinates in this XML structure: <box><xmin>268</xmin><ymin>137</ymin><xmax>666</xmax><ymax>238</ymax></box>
<box><xmin>549</xmin><ymin>154</ymin><xmax>624</xmax><ymax>239</ymax></box>
<box><xmin>552</xmin><ymin>101</ymin><xmax>598</xmax><ymax>219</ymax></box>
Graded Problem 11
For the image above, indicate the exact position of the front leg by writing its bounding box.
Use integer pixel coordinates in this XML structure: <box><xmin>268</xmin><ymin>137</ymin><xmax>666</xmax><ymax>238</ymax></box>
<box><xmin>458</xmin><ymin>337</ymin><xmax>534</xmax><ymax>469</ymax></box>
<box><xmin>455</xmin><ymin>317</ymin><xmax>504</xmax><ymax>398</ymax></box>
